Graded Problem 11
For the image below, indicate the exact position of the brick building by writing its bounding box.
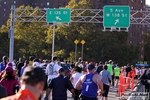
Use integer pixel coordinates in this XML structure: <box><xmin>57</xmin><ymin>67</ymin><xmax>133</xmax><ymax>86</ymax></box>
<box><xmin>0</xmin><ymin>0</ymin><xmax>146</xmax><ymax>59</ymax></box>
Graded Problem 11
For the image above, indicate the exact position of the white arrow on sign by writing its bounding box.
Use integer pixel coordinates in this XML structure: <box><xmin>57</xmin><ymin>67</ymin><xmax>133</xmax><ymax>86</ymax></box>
<box><xmin>114</xmin><ymin>19</ymin><xmax>119</xmax><ymax>25</ymax></box>
<box><xmin>56</xmin><ymin>16</ymin><xmax>62</xmax><ymax>20</ymax></box>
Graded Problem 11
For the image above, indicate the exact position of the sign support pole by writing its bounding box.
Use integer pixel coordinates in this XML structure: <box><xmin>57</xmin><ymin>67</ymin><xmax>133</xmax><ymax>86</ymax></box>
<box><xmin>9</xmin><ymin>5</ymin><xmax>15</xmax><ymax>62</ymax></box>
<box><xmin>75</xmin><ymin>44</ymin><xmax>77</xmax><ymax>62</ymax></box>
<box><xmin>74</xmin><ymin>40</ymin><xmax>79</xmax><ymax>62</ymax></box>
<box><xmin>52</xmin><ymin>22</ymin><xmax>56</xmax><ymax>59</ymax></box>
<box><xmin>81</xmin><ymin>40</ymin><xmax>85</xmax><ymax>61</ymax></box>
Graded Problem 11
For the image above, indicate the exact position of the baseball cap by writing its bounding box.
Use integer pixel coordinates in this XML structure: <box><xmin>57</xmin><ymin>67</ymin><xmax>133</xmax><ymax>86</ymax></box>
<box><xmin>88</xmin><ymin>64</ymin><xmax>95</xmax><ymax>70</ymax></box>
<box><xmin>59</xmin><ymin>67</ymin><xmax>65</xmax><ymax>73</ymax></box>
<box><xmin>21</xmin><ymin>66</ymin><xmax>46</xmax><ymax>86</ymax></box>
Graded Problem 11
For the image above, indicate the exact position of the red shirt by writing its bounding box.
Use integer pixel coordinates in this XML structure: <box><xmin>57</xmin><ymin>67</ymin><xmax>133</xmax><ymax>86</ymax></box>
<box><xmin>0</xmin><ymin>79</ymin><xmax>19</xmax><ymax>95</ymax></box>
<box><xmin>0</xmin><ymin>89</ymin><xmax>37</xmax><ymax>100</ymax></box>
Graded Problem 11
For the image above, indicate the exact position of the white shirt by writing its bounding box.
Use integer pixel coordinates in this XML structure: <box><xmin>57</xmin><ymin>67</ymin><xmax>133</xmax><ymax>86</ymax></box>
<box><xmin>72</xmin><ymin>72</ymin><xmax>83</xmax><ymax>87</ymax></box>
<box><xmin>12</xmin><ymin>61</ymin><xmax>16</xmax><ymax>70</ymax></box>
<box><xmin>135</xmin><ymin>68</ymin><xmax>139</xmax><ymax>75</ymax></box>
<box><xmin>46</xmin><ymin>62</ymin><xmax>61</xmax><ymax>80</ymax></box>
<box><xmin>32</xmin><ymin>62</ymin><xmax>40</xmax><ymax>67</ymax></box>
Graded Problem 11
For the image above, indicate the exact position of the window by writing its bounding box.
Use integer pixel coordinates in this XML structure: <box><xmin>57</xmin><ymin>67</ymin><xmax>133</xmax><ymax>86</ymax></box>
<box><xmin>58</xmin><ymin>2</ymin><xmax>61</xmax><ymax>6</ymax></box>
<box><xmin>118</xmin><ymin>0</ymin><xmax>121</xmax><ymax>2</ymax></box>
<box><xmin>14</xmin><ymin>1</ymin><xmax>16</xmax><ymax>4</ymax></box>
<box><xmin>41</xmin><ymin>3</ymin><xmax>43</xmax><ymax>6</ymax></box>
<box><xmin>141</xmin><ymin>0</ymin><xmax>142</xmax><ymax>3</ymax></box>
<box><xmin>4</xmin><ymin>2</ymin><xmax>6</xmax><ymax>4</ymax></box>
<box><xmin>130</xmin><ymin>41</ymin><xmax>132</xmax><ymax>44</ymax></box>
<box><xmin>110</xmin><ymin>0</ymin><xmax>115</xmax><ymax>2</ymax></box>
<box><xmin>63</xmin><ymin>2</ymin><xmax>66</xmax><ymax>6</ymax></box>
<box><xmin>4</xmin><ymin>8</ymin><xmax>6</xmax><ymax>11</ymax></box>
<box><xmin>131</xmin><ymin>33</ymin><xmax>133</xmax><ymax>37</ymax></box>
<box><xmin>132</xmin><ymin>0</ymin><xmax>134</xmax><ymax>2</ymax></box>
<box><xmin>131</xmin><ymin>6</ymin><xmax>134</xmax><ymax>9</ymax></box>
<box><xmin>4</xmin><ymin>14</ymin><xmax>5</xmax><ymax>16</ymax></box>
<box><xmin>47</xmin><ymin>2</ymin><xmax>50</xmax><ymax>6</ymax></box>
<box><xmin>133</xmin><ymin>41</ymin><xmax>135</xmax><ymax>44</ymax></box>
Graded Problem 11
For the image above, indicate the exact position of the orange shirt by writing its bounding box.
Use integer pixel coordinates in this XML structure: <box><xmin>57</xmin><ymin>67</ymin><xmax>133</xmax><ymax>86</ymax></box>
<box><xmin>0</xmin><ymin>89</ymin><xmax>37</xmax><ymax>100</ymax></box>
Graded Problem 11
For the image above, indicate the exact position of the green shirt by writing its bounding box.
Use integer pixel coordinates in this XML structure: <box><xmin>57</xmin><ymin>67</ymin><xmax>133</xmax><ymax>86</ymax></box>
<box><xmin>107</xmin><ymin>64</ymin><xmax>113</xmax><ymax>75</ymax></box>
<box><xmin>114</xmin><ymin>67</ymin><xmax>120</xmax><ymax>77</ymax></box>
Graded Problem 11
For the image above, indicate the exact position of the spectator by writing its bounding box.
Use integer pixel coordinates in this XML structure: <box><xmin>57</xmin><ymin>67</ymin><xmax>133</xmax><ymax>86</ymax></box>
<box><xmin>0</xmin><ymin>84</ymin><xmax>7</xmax><ymax>98</ymax></box>
<box><xmin>75</xmin><ymin>64</ymin><xmax>103</xmax><ymax>100</ymax></box>
<box><xmin>100</xmin><ymin>65</ymin><xmax>112</xmax><ymax>100</ymax></box>
<box><xmin>0</xmin><ymin>67</ymin><xmax>19</xmax><ymax>96</ymax></box>
<box><xmin>1</xmin><ymin>66</ymin><xmax>46</xmax><ymax>100</ymax></box>
<box><xmin>45</xmin><ymin>68</ymin><xmax>74</xmax><ymax>100</ymax></box>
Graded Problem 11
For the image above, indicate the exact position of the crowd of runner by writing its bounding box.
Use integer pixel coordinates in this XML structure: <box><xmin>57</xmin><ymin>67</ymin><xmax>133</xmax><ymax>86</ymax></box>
<box><xmin>0</xmin><ymin>55</ymin><xmax>147</xmax><ymax>100</ymax></box>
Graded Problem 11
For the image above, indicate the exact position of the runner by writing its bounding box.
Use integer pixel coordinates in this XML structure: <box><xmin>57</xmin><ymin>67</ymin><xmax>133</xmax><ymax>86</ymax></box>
<box><xmin>0</xmin><ymin>66</ymin><xmax>19</xmax><ymax>96</ymax></box>
<box><xmin>20</xmin><ymin>60</ymin><xmax>29</xmax><ymax>77</ymax></box>
<box><xmin>45</xmin><ymin>56</ymin><xmax>61</xmax><ymax>99</ymax></box>
<box><xmin>107</xmin><ymin>60</ymin><xmax>114</xmax><ymax>87</ymax></box>
<box><xmin>75</xmin><ymin>64</ymin><xmax>103</xmax><ymax>100</ymax></box>
<box><xmin>45</xmin><ymin>67</ymin><xmax>74</xmax><ymax>100</ymax></box>
<box><xmin>0</xmin><ymin>56</ymin><xmax>9</xmax><ymax>73</ymax></box>
<box><xmin>70</xmin><ymin>66</ymin><xmax>83</xmax><ymax>100</ymax></box>
<box><xmin>0</xmin><ymin>84</ymin><xmax>7</xmax><ymax>98</ymax></box>
<box><xmin>100</xmin><ymin>65</ymin><xmax>112</xmax><ymax>100</ymax></box>
<box><xmin>114</xmin><ymin>64</ymin><xmax>120</xmax><ymax>87</ymax></box>
<box><xmin>1</xmin><ymin>66</ymin><xmax>46</xmax><ymax>100</ymax></box>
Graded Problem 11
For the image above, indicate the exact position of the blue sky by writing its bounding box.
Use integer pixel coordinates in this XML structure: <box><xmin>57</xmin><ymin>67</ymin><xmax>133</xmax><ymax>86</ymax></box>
<box><xmin>146</xmin><ymin>0</ymin><xmax>150</xmax><ymax>5</ymax></box>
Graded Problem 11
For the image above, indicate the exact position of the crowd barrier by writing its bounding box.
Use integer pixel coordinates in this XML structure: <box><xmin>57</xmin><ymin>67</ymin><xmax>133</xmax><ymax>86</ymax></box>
<box><xmin>127</xmin><ymin>81</ymin><xmax>146</xmax><ymax>100</ymax></box>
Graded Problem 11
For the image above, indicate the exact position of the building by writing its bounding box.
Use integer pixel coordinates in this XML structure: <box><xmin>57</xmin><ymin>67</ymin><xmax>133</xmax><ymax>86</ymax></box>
<box><xmin>0</xmin><ymin>0</ymin><xmax>146</xmax><ymax>59</ymax></box>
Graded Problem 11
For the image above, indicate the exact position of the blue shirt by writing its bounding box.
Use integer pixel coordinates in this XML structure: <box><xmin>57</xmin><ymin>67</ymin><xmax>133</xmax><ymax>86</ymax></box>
<box><xmin>81</xmin><ymin>73</ymin><xmax>98</xmax><ymax>98</ymax></box>
<box><xmin>100</xmin><ymin>70</ymin><xmax>112</xmax><ymax>85</ymax></box>
<box><xmin>0</xmin><ymin>62</ymin><xmax>6</xmax><ymax>72</ymax></box>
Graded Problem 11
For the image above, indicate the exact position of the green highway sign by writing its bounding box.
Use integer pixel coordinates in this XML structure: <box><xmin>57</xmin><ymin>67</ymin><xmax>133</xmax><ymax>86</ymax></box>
<box><xmin>46</xmin><ymin>9</ymin><xmax>71</xmax><ymax>23</ymax></box>
<box><xmin>103</xmin><ymin>6</ymin><xmax>130</xmax><ymax>28</ymax></box>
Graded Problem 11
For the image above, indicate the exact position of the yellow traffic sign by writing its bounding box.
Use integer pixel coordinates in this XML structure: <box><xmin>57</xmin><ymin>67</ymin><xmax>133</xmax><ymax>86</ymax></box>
<box><xmin>81</xmin><ymin>40</ymin><xmax>85</xmax><ymax>45</ymax></box>
<box><xmin>74</xmin><ymin>39</ymin><xmax>79</xmax><ymax>44</ymax></box>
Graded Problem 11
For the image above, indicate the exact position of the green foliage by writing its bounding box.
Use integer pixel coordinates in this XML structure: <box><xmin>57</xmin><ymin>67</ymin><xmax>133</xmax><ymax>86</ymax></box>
<box><xmin>0</xmin><ymin>25</ymin><xmax>9</xmax><ymax>57</ymax></box>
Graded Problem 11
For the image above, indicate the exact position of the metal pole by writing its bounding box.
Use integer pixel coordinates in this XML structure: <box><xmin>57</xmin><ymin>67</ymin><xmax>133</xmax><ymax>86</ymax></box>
<box><xmin>52</xmin><ymin>22</ymin><xmax>56</xmax><ymax>58</ymax></box>
<box><xmin>9</xmin><ymin>5</ymin><xmax>15</xmax><ymax>62</ymax></box>
<box><xmin>82</xmin><ymin>44</ymin><xmax>84</xmax><ymax>61</ymax></box>
<box><xmin>75</xmin><ymin>44</ymin><xmax>77</xmax><ymax>62</ymax></box>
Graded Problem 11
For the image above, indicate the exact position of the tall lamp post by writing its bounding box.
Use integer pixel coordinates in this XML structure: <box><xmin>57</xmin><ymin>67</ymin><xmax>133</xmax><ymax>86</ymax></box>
<box><xmin>81</xmin><ymin>40</ymin><xmax>85</xmax><ymax>61</ymax></box>
<box><xmin>74</xmin><ymin>39</ymin><xmax>79</xmax><ymax>62</ymax></box>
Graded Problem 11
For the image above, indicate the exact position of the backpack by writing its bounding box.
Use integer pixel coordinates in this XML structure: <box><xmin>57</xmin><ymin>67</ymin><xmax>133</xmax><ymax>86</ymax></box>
<box><xmin>48</xmin><ymin>63</ymin><xmax>55</xmax><ymax>75</ymax></box>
